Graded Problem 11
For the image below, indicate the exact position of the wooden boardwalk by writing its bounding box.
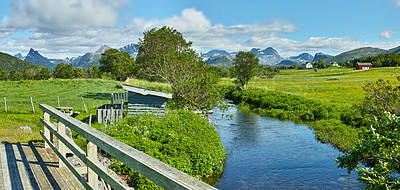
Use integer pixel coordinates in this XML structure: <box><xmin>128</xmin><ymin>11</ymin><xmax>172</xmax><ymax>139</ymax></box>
<box><xmin>0</xmin><ymin>142</ymin><xmax>84</xmax><ymax>190</ymax></box>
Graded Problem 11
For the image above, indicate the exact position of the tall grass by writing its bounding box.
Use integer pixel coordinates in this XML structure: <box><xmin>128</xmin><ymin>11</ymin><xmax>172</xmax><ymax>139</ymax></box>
<box><xmin>0</xmin><ymin>79</ymin><xmax>126</xmax><ymax>144</ymax></box>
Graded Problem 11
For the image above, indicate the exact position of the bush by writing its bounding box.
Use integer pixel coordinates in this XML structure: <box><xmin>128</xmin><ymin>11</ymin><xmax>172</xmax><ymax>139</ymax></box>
<box><xmin>106</xmin><ymin>110</ymin><xmax>225</xmax><ymax>189</ymax></box>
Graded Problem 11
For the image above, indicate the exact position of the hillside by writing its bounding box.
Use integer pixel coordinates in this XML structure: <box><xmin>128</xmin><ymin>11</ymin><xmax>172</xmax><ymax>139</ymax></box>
<box><xmin>324</xmin><ymin>46</ymin><xmax>395</xmax><ymax>63</ymax></box>
<box><xmin>0</xmin><ymin>52</ymin><xmax>43</xmax><ymax>73</ymax></box>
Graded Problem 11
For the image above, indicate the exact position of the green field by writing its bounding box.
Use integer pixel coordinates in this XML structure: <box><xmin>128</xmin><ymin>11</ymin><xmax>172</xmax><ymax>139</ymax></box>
<box><xmin>223</xmin><ymin>67</ymin><xmax>400</xmax><ymax>107</ymax></box>
<box><xmin>0</xmin><ymin>79</ymin><xmax>126</xmax><ymax>144</ymax></box>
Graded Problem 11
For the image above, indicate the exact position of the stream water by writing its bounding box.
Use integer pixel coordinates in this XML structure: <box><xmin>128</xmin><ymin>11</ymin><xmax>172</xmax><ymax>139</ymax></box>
<box><xmin>210</xmin><ymin>105</ymin><xmax>364</xmax><ymax>189</ymax></box>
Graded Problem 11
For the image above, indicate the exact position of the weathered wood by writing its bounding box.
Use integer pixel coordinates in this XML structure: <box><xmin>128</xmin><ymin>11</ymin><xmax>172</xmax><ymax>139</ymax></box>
<box><xmin>40</xmin><ymin>104</ymin><xmax>217</xmax><ymax>190</ymax></box>
<box><xmin>41</xmin><ymin>118</ymin><xmax>127</xmax><ymax>190</ymax></box>
<box><xmin>87</xmin><ymin>141</ymin><xmax>98</xmax><ymax>190</ymax></box>
<box><xmin>0</xmin><ymin>145</ymin><xmax>11</xmax><ymax>189</ymax></box>
<box><xmin>31</xmin><ymin>97</ymin><xmax>35</xmax><ymax>113</ymax></box>
<box><xmin>41</xmin><ymin>131</ymin><xmax>93</xmax><ymax>190</ymax></box>
<box><xmin>89</xmin><ymin>113</ymin><xmax>92</xmax><ymax>127</ymax></box>
<box><xmin>44</xmin><ymin>112</ymin><xmax>51</xmax><ymax>149</ymax></box>
<box><xmin>58</xmin><ymin>121</ymin><xmax>67</xmax><ymax>168</ymax></box>
<box><xmin>13</xmin><ymin>144</ymin><xmax>39</xmax><ymax>190</ymax></box>
<box><xmin>4</xmin><ymin>97</ymin><xmax>6</xmax><ymax>113</ymax></box>
<box><xmin>81</xmin><ymin>96</ymin><xmax>87</xmax><ymax>113</ymax></box>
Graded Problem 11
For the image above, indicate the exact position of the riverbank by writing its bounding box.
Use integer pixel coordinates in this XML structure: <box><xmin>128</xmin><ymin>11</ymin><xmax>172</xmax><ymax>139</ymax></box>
<box><xmin>226</xmin><ymin>87</ymin><xmax>362</xmax><ymax>151</ymax></box>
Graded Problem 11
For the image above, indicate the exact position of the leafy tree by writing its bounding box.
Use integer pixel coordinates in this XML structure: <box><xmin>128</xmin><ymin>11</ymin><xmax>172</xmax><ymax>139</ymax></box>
<box><xmin>232</xmin><ymin>51</ymin><xmax>260</xmax><ymax>89</ymax></box>
<box><xmin>99</xmin><ymin>49</ymin><xmax>134</xmax><ymax>81</ymax></box>
<box><xmin>313</xmin><ymin>59</ymin><xmax>327</xmax><ymax>69</ymax></box>
<box><xmin>8</xmin><ymin>70</ymin><xmax>22</xmax><ymax>81</ymax></box>
<box><xmin>136</xmin><ymin>26</ymin><xmax>225</xmax><ymax>111</ymax></box>
<box><xmin>35</xmin><ymin>67</ymin><xmax>51</xmax><ymax>80</ymax></box>
<box><xmin>0</xmin><ymin>68</ymin><xmax>8</xmax><ymax>81</ymax></box>
<box><xmin>53</xmin><ymin>62</ymin><xmax>74</xmax><ymax>79</ymax></box>
<box><xmin>23</xmin><ymin>68</ymin><xmax>35</xmax><ymax>80</ymax></box>
<box><xmin>337</xmin><ymin>112</ymin><xmax>400</xmax><ymax>189</ymax></box>
<box><xmin>74</xmin><ymin>67</ymin><xmax>86</xmax><ymax>79</ymax></box>
<box><xmin>357</xmin><ymin>79</ymin><xmax>400</xmax><ymax>117</ymax></box>
<box><xmin>136</xmin><ymin>26</ymin><xmax>192</xmax><ymax>81</ymax></box>
<box><xmin>87</xmin><ymin>65</ymin><xmax>101</xmax><ymax>79</ymax></box>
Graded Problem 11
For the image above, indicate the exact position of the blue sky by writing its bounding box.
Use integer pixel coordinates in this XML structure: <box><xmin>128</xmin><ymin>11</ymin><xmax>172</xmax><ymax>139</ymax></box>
<box><xmin>0</xmin><ymin>0</ymin><xmax>400</xmax><ymax>58</ymax></box>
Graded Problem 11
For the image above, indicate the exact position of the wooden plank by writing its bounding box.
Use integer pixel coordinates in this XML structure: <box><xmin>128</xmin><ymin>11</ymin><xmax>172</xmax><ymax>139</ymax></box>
<box><xmin>20</xmin><ymin>143</ymin><xmax>53</xmax><ymax>190</ymax></box>
<box><xmin>0</xmin><ymin>145</ymin><xmax>11</xmax><ymax>190</ymax></box>
<box><xmin>14</xmin><ymin>144</ymin><xmax>40</xmax><ymax>190</ymax></box>
<box><xmin>41</xmin><ymin>131</ymin><xmax>92</xmax><ymax>190</ymax></box>
<box><xmin>41</xmin><ymin>119</ymin><xmax>127</xmax><ymax>190</ymax></box>
<box><xmin>40</xmin><ymin>104</ymin><xmax>217</xmax><ymax>190</ymax></box>
<box><xmin>4</xmin><ymin>144</ymin><xmax>24</xmax><ymax>190</ymax></box>
<box><xmin>33</xmin><ymin>142</ymin><xmax>70</xmax><ymax>190</ymax></box>
<box><xmin>87</xmin><ymin>141</ymin><xmax>98</xmax><ymax>190</ymax></box>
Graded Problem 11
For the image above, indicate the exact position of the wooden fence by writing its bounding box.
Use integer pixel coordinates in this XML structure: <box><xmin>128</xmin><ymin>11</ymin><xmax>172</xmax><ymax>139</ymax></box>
<box><xmin>96</xmin><ymin>104</ymin><xmax>124</xmax><ymax>124</ymax></box>
<box><xmin>39</xmin><ymin>104</ymin><xmax>216</xmax><ymax>190</ymax></box>
<box><xmin>111</xmin><ymin>92</ymin><xmax>128</xmax><ymax>104</ymax></box>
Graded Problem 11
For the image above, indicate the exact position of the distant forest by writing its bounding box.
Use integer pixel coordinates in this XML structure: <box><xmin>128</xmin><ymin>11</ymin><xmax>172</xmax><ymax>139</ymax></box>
<box><xmin>350</xmin><ymin>53</ymin><xmax>400</xmax><ymax>67</ymax></box>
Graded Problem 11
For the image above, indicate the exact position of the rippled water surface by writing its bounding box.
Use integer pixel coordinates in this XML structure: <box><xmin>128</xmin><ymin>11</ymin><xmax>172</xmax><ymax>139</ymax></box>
<box><xmin>210</xmin><ymin>105</ymin><xmax>364</xmax><ymax>189</ymax></box>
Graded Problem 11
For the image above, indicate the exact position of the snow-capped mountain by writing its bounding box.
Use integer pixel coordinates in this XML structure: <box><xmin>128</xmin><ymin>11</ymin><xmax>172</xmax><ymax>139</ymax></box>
<box><xmin>119</xmin><ymin>43</ymin><xmax>139</xmax><ymax>58</ymax></box>
<box><xmin>249</xmin><ymin>47</ymin><xmax>283</xmax><ymax>65</ymax></box>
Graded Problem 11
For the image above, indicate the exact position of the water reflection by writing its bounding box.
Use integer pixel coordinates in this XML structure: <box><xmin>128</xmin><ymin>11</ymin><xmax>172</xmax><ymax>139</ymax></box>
<box><xmin>211</xmin><ymin>105</ymin><xmax>364</xmax><ymax>190</ymax></box>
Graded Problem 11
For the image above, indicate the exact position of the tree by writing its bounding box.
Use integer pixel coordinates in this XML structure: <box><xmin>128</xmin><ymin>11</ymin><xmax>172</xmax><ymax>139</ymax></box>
<box><xmin>74</xmin><ymin>67</ymin><xmax>86</xmax><ymax>79</ymax></box>
<box><xmin>313</xmin><ymin>59</ymin><xmax>327</xmax><ymax>69</ymax></box>
<box><xmin>337</xmin><ymin>112</ymin><xmax>400</xmax><ymax>189</ymax></box>
<box><xmin>87</xmin><ymin>65</ymin><xmax>101</xmax><ymax>79</ymax></box>
<box><xmin>0</xmin><ymin>68</ymin><xmax>8</xmax><ymax>81</ymax></box>
<box><xmin>136</xmin><ymin>26</ymin><xmax>225</xmax><ymax>111</ymax></box>
<box><xmin>357</xmin><ymin>79</ymin><xmax>400</xmax><ymax>117</ymax></box>
<box><xmin>35</xmin><ymin>67</ymin><xmax>51</xmax><ymax>80</ymax></box>
<box><xmin>99</xmin><ymin>49</ymin><xmax>134</xmax><ymax>81</ymax></box>
<box><xmin>136</xmin><ymin>26</ymin><xmax>192</xmax><ymax>81</ymax></box>
<box><xmin>23</xmin><ymin>68</ymin><xmax>35</xmax><ymax>80</ymax></box>
<box><xmin>232</xmin><ymin>51</ymin><xmax>260</xmax><ymax>89</ymax></box>
<box><xmin>53</xmin><ymin>63</ymin><xmax>74</xmax><ymax>79</ymax></box>
<box><xmin>8</xmin><ymin>70</ymin><xmax>22</xmax><ymax>81</ymax></box>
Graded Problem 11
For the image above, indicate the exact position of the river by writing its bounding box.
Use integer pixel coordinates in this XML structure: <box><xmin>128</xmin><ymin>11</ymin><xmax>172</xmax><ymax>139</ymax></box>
<box><xmin>210</xmin><ymin>105</ymin><xmax>364</xmax><ymax>189</ymax></box>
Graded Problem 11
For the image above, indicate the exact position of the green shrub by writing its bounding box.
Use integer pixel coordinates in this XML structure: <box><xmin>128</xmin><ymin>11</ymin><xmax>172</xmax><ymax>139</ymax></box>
<box><xmin>106</xmin><ymin>110</ymin><xmax>225</xmax><ymax>189</ymax></box>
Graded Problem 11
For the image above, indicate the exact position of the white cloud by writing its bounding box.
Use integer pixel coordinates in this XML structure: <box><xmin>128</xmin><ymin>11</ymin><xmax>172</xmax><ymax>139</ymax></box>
<box><xmin>2</xmin><ymin>0</ymin><xmax>129</xmax><ymax>31</ymax></box>
<box><xmin>1</xmin><ymin>7</ymin><xmax>400</xmax><ymax>58</ymax></box>
<box><xmin>396</xmin><ymin>0</ymin><xmax>400</xmax><ymax>7</ymax></box>
<box><xmin>380</xmin><ymin>30</ymin><xmax>395</xmax><ymax>39</ymax></box>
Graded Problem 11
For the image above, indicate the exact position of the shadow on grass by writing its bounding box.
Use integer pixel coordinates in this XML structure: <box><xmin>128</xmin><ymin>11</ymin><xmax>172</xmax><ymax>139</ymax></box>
<box><xmin>82</xmin><ymin>92</ymin><xmax>110</xmax><ymax>101</ymax></box>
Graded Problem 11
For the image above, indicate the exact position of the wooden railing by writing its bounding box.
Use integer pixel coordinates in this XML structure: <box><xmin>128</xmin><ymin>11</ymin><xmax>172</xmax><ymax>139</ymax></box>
<box><xmin>39</xmin><ymin>104</ymin><xmax>217</xmax><ymax>190</ymax></box>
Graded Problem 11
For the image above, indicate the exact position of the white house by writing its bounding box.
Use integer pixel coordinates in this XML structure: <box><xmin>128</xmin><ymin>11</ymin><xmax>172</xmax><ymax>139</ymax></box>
<box><xmin>302</xmin><ymin>62</ymin><xmax>313</xmax><ymax>69</ymax></box>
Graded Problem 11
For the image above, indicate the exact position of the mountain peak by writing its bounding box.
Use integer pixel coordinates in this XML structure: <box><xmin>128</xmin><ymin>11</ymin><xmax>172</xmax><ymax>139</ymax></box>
<box><xmin>95</xmin><ymin>45</ymin><xmax>111</xmax><ymax>54</ymax></box>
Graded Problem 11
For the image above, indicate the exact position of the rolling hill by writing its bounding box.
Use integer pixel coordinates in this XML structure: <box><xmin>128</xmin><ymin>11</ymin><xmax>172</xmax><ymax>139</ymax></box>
<box><xmin>0</xmin><ymin>52</ymin><xmax>43</xmax><ymax>73</ymax></box>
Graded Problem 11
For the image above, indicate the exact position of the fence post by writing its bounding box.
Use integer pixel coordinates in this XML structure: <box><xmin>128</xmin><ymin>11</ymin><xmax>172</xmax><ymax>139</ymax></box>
<box><xmin>87</xmin><ymin>141</ymin><xmax>98</xmax><ymax>190</ymax></box>
<box><xmin>57</xmin><ymin>96</ymin><xmax>60</xmax><ymax>107</ymax></box>
<box><xmin>44</xmin><ymin>112</ymin><xmax>50</xmax><ymax>148</ymax></box>
<box><xmin>30</xmin><ymin>97</ymin><xmax>35</xmax><ymax>113</ymax></box>
<box><xmin>111</xmin><ymin>93</ymin><xmax>114</xmax><ymax>104</ymax></box>
<box><xmin>4</xmin><ymin>97</ymin><xmax>6</xmax><ymax>113</ymax></box>
<box><xmin>58</xmin><ymin>121</ymin><xmax>67</xmax><ymax>168</ymax></box>
<box><xmin>89</xmin><ymin>113</ymin><xmax>92</xmax><ymax>127</ymax></box>
<box><xmin>81</xmin><ymin>96</ymin><xmax>87</xmax><ymax>113</ymax></box>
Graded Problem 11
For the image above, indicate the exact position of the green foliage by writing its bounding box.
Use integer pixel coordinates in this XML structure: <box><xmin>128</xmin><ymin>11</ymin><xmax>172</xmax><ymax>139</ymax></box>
<box><xmin>35</xmin><ymin>67</ymin><xmax>51</xmax><ymax>80</ymax></box>
<box><xmin>357</xmin><ymin>79</ymin><xmax>400</xmax><ymax>117</ymax></box>
<box><xmin>136</xmin><ymin>26</ymin><xmax>192</xmax><ymax>81</ymax></box>
<box><xmin>351</xmin><ymin>53</ymin><xmax>400</xmax><ymax>67</ymax></box>
<box><xmin>312</xmin><ymin>59</ymin><xmax>328</xmax><ymax>69</ymax></box>
<box><xmin>0</xmin><ymin>68</ymin><xmax>8</xmax><ymax>81</ymax></box>
<box><xmin>0</xmin><ymin>52</ymin><xmax>43</xmax><ymax>73</ymax></box>
<box><xmin>228</xmin><ymin>87</ymin><xmax>361</xmax><ymax>150</ymax></box>
<box><xmin>87</xmin><ymin>65</ymin><xmax>101</xmax><ymax>79</ymax></box>
<box><xmin>232</xmin><ymin>51</ymin><xmax>260</xmax><ymax>89</ymax></box>
<box><xmin>136</xmin><ymin>26</ymin><xmax>226</xmax><ymax>111</ymax></box>
<box><xmin>106</xmin><ymin>110</ymin><xmax>225</xmax><ymax>189</ymax></box>
<box><xmin>74</xmin><ymin>67</ymin><xmax>86</xmax><ymax>79</ymax></box>
<box><xmin>53</xmin><ymin>62</ymin><xmax>74</xmax><ymax>79</ymax></box>
<box><xmin>337</xmin><ymin>112</ymin><xmax>400</xmax><ymax>189</ymax></box>
<box><xmin>99</xmin><ymin>49</ymin><xmax>135</xmax><ymax>81</ymax></box>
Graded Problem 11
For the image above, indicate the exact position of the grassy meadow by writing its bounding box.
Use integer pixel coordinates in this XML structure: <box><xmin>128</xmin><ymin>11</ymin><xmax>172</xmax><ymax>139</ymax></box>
<box><xmin>222</xmin><ymin>67</ymin><xmax>400</xmax><ymax>107</ymax></box>
<box><xmin>0</xmin><ymin>79</ymin><xmax>126</xmax><ymax>144</ymax></box>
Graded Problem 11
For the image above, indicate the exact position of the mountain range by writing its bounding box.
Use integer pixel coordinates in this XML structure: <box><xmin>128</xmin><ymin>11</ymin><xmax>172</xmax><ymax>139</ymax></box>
<box><xmin>14</xmin><ymin>43</ymin><xmax>139</xmax><ymax>69</ymax></box>
<box><xmin>11</xmin><ymin>43</ymin><xmax>400</xmax><ymax>69</ymax></box>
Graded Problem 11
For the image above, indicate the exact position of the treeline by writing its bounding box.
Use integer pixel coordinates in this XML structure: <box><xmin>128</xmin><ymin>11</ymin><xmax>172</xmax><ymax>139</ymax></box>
<box><xmin>350</xmin><ymin>53</ymin><xmax>400</xmax><ymax>67</ymax></box>
<box><xmin>0</xmin><ymin>63</ymin><xmax>105</xmax><ymax>81</ymax></box>
<box><xmin>210</xmin><ymin>64</ymin><xmax>280</xmax><ymax>79</ymax></box>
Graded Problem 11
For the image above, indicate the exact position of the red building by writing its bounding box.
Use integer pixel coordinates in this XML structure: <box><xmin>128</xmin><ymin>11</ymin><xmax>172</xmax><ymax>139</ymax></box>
<box><xmin>356</xmin><ymin>62</ymin><xmax>372</xmax><ymax>70</ymax></box>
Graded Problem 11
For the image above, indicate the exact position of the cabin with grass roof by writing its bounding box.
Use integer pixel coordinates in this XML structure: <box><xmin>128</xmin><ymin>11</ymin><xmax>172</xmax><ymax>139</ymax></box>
<box><xmin>122</xmin><ymin>84</ymin><xmax>172</xmax><ymax>117</ymax></box>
